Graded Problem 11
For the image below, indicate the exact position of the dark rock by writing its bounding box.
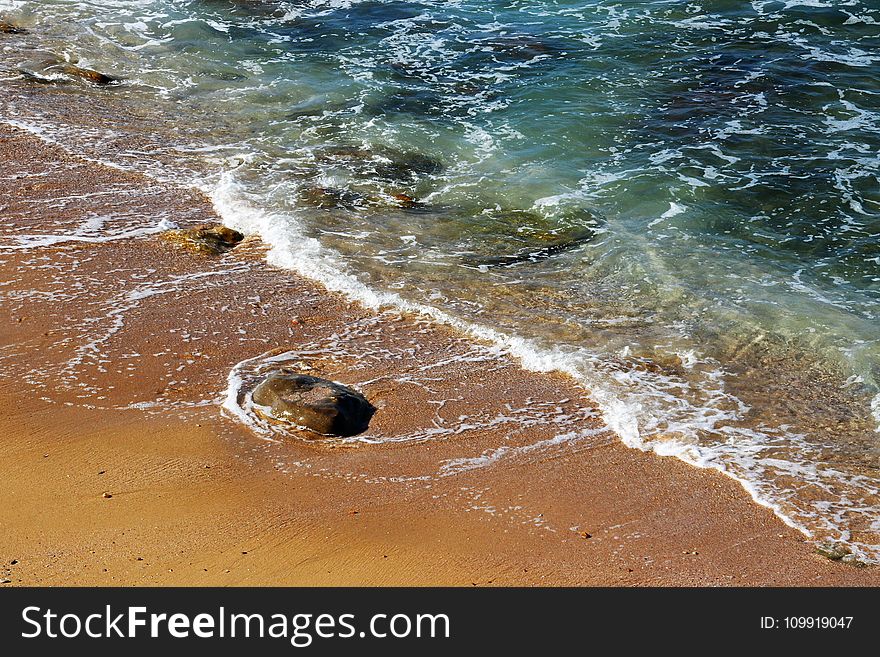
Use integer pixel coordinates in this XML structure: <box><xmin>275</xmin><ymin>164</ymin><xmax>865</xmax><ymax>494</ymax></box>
<box><xmin>299</xmin><ymin>185</ymin><xmax>366</xmax><ymax>210</ymax></box>
<box><xmin>19</xmin><ymin>58</ymin><xmax>121</xmax><ymax>86</ymax></box>
<box><xmin>316</xmin><ymin>145</ymin><xmax>443</xmax><ymax>183</ymax></box>
<box><xmin>462</xmin><ymin>208</ymin><xmax>602</xmax><ymax>268</ymax></box>
<box><xmin>317</xmin><ymin>145</ymin><xmax>375</xmax><ymax>163</ymax></box>
<box><xmin>471</xmin><ymin>231</ymin><xmax>595</xmax><ymax>268</ymax></box>
<box><xmin>252</xmin><ymin>371</ymin><xmax>376</xmax><ymax>437</ymax></box>
<box><xmin>374</xmin><ymin>150</ymin><xmax>443</xmax><ymax>182</ymax></box>
<box><xmin>60</xmin><ymin>64</ymin><xmax>120</xmax><ymax>86</ymax></box>
<box><xmin>299</xmin><ymin>185</ymin><xmax>424</xmax><ymax>212</ymax></box>
<box><xmin>162</xmin><ymin>224</ymin><xmax>244</xmax><ymax>255</ymax></box>
<box><xmin>367</xmin><ymin>88</ymin><xmax>448</xmax><ymax>119</ymax></box>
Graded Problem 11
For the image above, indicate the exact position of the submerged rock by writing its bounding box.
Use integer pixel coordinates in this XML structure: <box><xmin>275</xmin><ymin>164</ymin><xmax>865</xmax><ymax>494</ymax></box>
<box><xmin>19</xmin><ymin>58</ymin><xmax>121</xmax><ymax>86</ymax></box>
<box><xmin>462</xmin><ymin>208</ymin><xmax>602</xmax><ymax>268</ymax></box>
<box><xmin>162</xmin><ymin>224</ymin><xmax>244</xmax><ymax>255</ymax></box>
<box><xmin>0</xmin><ymin>20</ymin><xmax>26</xmax><ymax>34</ymax></box>
<box><xmin>299</xmin><ymin>185</ymin><xmax>366</xmax><ymax>210</ymax></box>
<box><xmin>299</xmin><ymin>185</ymin><xmax>425</xmax><ymax>212</ymax></box>
<box><xmin>61</xmin><ymin>64</ymin><xmax>120</xmax><ymax>86</ymax></box>
<box><xmin>375</xmin><ymin>150</ymin><xmax>443</xmax><ymax>182</ymax></box>
<box><xmin>471</xmin><ymin>232</ymin><xmax>596</xmax><ymax>268</ymax></box>
<box><xmin>285</xmin><ymin>97</ymin><xmax>353</xmax><ymax>120</ymax></box>
<box><xmin>252</xmin><ymin>371</ymin><xmax>376</xmax><ymax>437</ymax></box>
<box><xmin>317</xmin><ymin>145</ymin><xmax>444</xmax><ymax>183</ymax></box>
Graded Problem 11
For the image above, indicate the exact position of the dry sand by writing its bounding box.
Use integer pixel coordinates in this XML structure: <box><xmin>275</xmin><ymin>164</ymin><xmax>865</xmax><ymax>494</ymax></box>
<box><xmin>1</xmin><ymin>123</ymin><xmax>877</xmax><ymax>586</ymax></box>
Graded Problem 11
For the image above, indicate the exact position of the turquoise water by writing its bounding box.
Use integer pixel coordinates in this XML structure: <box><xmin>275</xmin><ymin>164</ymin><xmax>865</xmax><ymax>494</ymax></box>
<box><xmin>1</xmin><ymin>0</ymin><xmax>879</xmax><ymax>560</ymax></box>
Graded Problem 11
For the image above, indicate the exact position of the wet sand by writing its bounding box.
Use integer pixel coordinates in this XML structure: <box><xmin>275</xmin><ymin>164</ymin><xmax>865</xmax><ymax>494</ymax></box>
<box><xmin>1</xmin><ymin>123</ymin><xmax>877</xmax><ymax>586</ymax></box>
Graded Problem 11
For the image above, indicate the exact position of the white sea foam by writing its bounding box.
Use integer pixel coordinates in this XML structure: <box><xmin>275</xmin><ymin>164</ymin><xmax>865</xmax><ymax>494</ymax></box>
<box><xmin>439</xmin><ymin>427</ymin><xmax>611</xmax><ymax>476</ymax></box>
<box><xmin>647</xmin><ymin>202</ymin><xmax>687</xmax><ymax>227</ymax></box>
<box><xmin>0</xmin><ymin>219</ymin><xmax>176</xmax><ymax>250</ymax></box>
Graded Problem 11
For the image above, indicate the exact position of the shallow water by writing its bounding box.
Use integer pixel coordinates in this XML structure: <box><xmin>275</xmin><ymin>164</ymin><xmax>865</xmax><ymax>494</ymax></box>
<box><xmin>1</xmin><ymin>0</ymin><xmax>879</xmax><ymax>561</ymax></box>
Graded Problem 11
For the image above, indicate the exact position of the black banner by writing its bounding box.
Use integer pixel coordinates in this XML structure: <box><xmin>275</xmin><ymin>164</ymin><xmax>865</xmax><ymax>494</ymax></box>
<box><xmin>0</xmin><ymin>587</ymin><xmax>874</xmax><ymax>653</ymax></box>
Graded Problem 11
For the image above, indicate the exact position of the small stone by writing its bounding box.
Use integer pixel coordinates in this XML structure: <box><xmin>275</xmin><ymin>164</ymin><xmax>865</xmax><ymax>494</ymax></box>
<box><xmin>251</xmin><ymin>371</ymin><xmax>376</xmax><ymax>437</ymax></box>
<box><xmin>815</xmin><ymin>542</ymin><xmax>851</xmax><ymax>561</ymax></box>
<box><xmin>840</xmin><ymin>554</ymin><xmax>868</xmax><ymax>568</ymax></box>
<box><xmin>375</xmin><ymin>151</ymin><xmax>444</xmax><ymax>181</ymax></box>
<box><xmin>102</xmin><ymin>492</ymin><xmax>112</xmax><ymax>499</ymax></box>
<box><xmin>391</xmin><ymin>193</ymin><xmax>423</xmax><ymax>208</ymax></box>
<box><xmin>579</xmin><ymin>532</ymin><xmax>592</xmax><ymax>539</ymax></box>
<box><xmin>0</xmin><ymin>578</ymin><xmax>11</xmax><ymax>584</ymax></box>
<box><xmin>10</xmin><ymin>560</ymin><xmax>18</xmax><ymax>566</ymax></box>
<box><xmin>98</xmin><ymin>470</ymin><xmax>105</xmax><ymax>475</ymax></box>
<box><xmin>162</xmin><ymin>224</ymin><xmax>244</xmax><ymax>255</ymax></box>
<box><xmin>0</xmin><ymin>20</ymin><xmax>26</xmax><ymax>34</ymax></box>
<box><xmin>136</xmin><ymin>557</ymin><xmax>143</xmax><ymax>561</ymax></box>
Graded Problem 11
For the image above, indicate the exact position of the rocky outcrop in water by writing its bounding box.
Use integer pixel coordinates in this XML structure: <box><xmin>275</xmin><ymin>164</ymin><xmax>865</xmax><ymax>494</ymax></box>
<box><xmin>252</xmin><ymin>371</ymin><xmax>376</xmax><ymax>437</ymax></box>
<box><xmin>61</xmin><ymin>64</ymin><xmax>120</xmax><ymax>86</ymax></box>
<box><xmin>299</xmin><ymin>184</ymin><xmax>425</xmax><ymax>212</ymax></box>
<box><xmin>471</xmin><ymin>229</ymin><xmax>597</xmax><ymax>268</ymax></box>
<box><xmin>162</xmin><ymin>224</ymin><xmax>244</xmax><ymax>255</ymax></box>
<box><xmin>0</xmin><ymin>20</ymin><xmax>26</xmax><ymax>34</ymax></box>
<box><xmin>459</xmin><ymin>208</ymin><xmax>603</xmax><ymax>268</ymax></box>
<box><xmin>317</xmin><ymin>145</ymin><xmax>443</xmax><ymax>183</ymax></box>
<box><xmin>300</xmin><ymin>185</ymin><xmax>366</xmax><ymax>210</ymax></box>
<box><xmin>19</xmin><ymin>58</ymin><xmax>121</xmax><ymax>86</ymax></box>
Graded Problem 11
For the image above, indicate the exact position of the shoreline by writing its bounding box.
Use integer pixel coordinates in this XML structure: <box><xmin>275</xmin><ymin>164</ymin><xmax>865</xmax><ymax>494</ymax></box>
<box><xmin>1</xmin><ymin>123</ymin><xmax>878</xmax><ymax>586</ymax></box>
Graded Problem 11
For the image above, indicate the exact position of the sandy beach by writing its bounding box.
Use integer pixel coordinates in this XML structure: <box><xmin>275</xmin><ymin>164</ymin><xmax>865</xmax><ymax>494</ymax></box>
<box><xmin>1</xmin><ymin>122</ymin><xmax>878</xmax><ymax>587</ymax></box>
